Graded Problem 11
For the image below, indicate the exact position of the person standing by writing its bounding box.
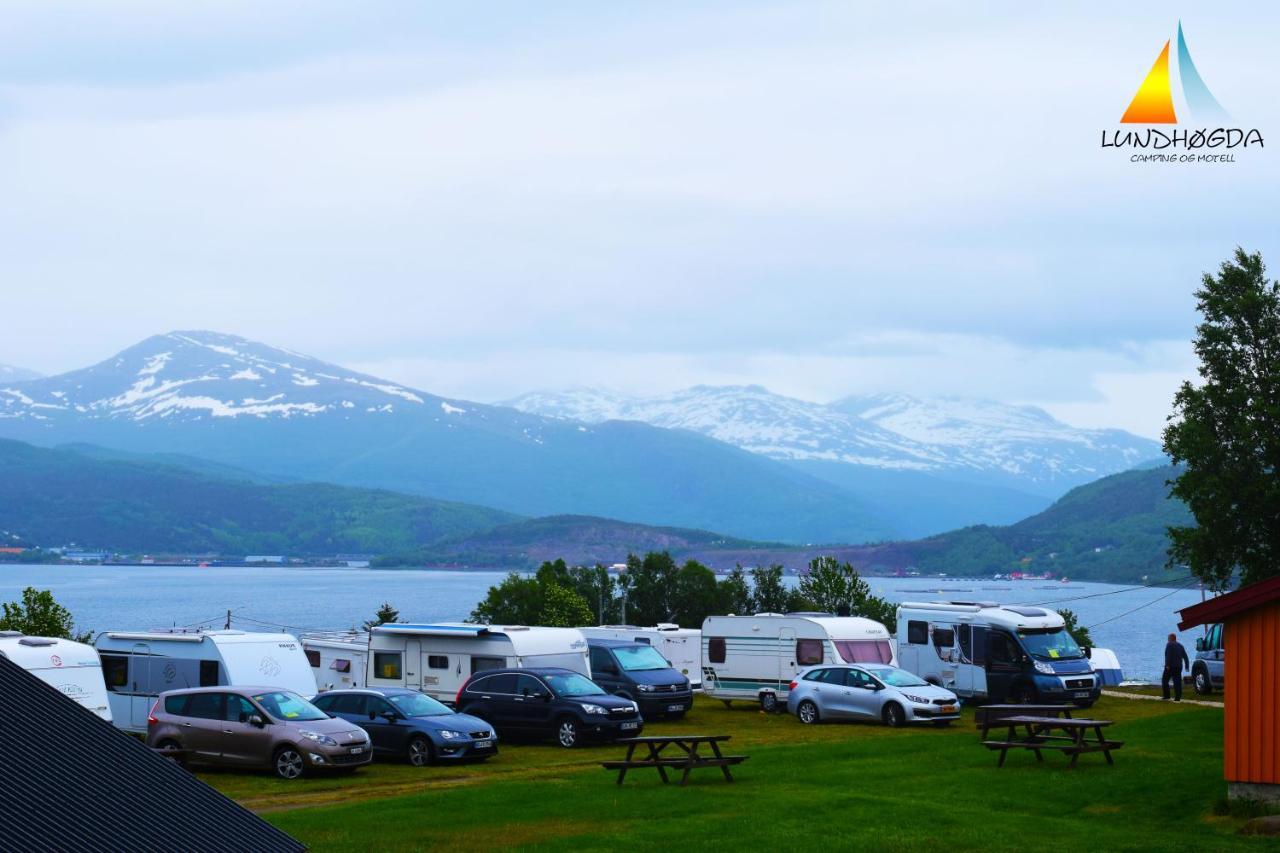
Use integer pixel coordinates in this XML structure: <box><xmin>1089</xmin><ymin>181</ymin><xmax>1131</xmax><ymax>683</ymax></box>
<box><xmin>1162</xmin><ymin>632</ymin><xmax>1190</xmax><ymax>701</ymax></box>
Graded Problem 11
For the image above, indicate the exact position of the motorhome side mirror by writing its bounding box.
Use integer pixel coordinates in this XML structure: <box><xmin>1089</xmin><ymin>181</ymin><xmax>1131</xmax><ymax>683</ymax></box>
<box><xmin>1082</xmin><ymin>647</ymin><xmax>1092</xmax><ymax>659</ymax></box>
<box><xmin>249</xmin><ymin>714</ymin><xmax>265</xmax><ymax>728</ymax></box>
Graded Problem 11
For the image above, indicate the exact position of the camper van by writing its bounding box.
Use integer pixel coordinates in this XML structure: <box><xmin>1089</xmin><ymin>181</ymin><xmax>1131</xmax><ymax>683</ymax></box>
<box><xmin>894</xmin><ymin>601</ymin><xmax>1101</xmax><ymax>707</ymax></box>
<box><xmin>579</xmin><ymin>624</ymin><xmax>702</xmax><ymax>688</ymax></box>
<box><xmin>701</xmin><ymin>614</ymin><xmax>895</xmax><ymax>711</ymax></box>
<box><xmin>0</xmin><ymin>632</ymin><xmax>112</xmax><ymax>721</ymax></box>
<box><xmin>303</xmin><ymin>623</ymin><xmax>591</xmax><ymax>704</ymax></box>
<box><xmin>95</xmin><ymin>629</ymin><xmax>318</xmax><ymax>733</ymax></box>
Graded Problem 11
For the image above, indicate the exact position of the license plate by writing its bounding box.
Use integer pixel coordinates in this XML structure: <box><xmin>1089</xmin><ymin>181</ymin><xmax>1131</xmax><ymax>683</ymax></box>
<box><xmin>621</xmin><ymin>722</ymin><xmax>639</xmax><ymax>730</ymax></box>
<box><xmin>1073</xmin><ymin>691</ymin><xmax>1089</xmax><ymax>699</ymax></box>
<box><xmin>473</xmin><ymin>740</ymin><xmax>492</xmax><ymax>748</ymax></box>
<box><xmin>667</xmin><ymin>704</ymin><xmax>685</xmax><ymax>713</ymax></box>
<box><xmin>940</xmin><ymin>705</ymin><xmax>956</xmax><ymax>713</ymax></box>
<box><xmin>349</xmin><ymin>747</ymin><xmax>364</xmax><ymax>754</ymax></box>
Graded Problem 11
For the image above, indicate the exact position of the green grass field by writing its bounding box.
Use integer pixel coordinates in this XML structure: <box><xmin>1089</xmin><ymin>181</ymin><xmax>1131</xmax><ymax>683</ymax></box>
<box><xmin>198</xmin><ymin>696</ymin><xmax>1261</xmax><ymax>852</ymax></box>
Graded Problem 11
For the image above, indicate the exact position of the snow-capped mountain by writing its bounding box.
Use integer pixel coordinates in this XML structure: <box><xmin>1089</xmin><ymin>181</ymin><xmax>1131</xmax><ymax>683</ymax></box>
<box><xmin>0</xmin><ymin>363</ymin><xmax>41</xmax><ymax>382</ymax></box>
<box><xmin>507</xmin><ymin>385</ymin><xmax>1162</xmax><ymax>496</ymax></box>
<box><xmin>0</xmin><ymin>332</ymin><xmax>895</xmax><ymax>545</ymax></box>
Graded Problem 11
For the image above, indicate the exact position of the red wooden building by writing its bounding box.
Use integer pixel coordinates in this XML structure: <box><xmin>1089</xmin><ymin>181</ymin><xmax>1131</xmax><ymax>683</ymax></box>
<box><xmin>1179</xmin><ymin>576</ymin><xmax>1280</xmax><ymax>801</ymax></box>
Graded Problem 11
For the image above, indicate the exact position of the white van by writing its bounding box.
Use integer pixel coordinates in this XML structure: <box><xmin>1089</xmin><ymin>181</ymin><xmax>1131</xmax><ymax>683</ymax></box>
<box><xmin>0</xmin><ymin>632</ymin><xmax>112</xmax><ymax>721</ymax></box>
<box><xmin>579</xmin><ymin>624</ymin><xmax>703</xmax><ymax>688</ymax></box>
<box><xmin>701</xmin><ymin>614</ymin><xmax>895</xmax><ymax>711</ymax></box>
<box><xmin>95</xmin><ymin>629</ymin><xmax>318</xmax><ymax>733</ymax></box>
<box><xmin>894</xmin><ymin>601</ymin><xmax>1101</xmax><ymax>706</ymax></box>
<box><xmin>303</xmin><ymin>623</ymin><xmax>592</xmax><ymax>704</ymax></box>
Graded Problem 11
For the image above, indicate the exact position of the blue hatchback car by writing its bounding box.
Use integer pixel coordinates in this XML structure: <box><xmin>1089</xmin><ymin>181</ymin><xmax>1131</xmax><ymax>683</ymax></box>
<box><xmin>312</xmin><ymin>687</ymin><xmax>496</xmax><ymax>766</ymax></box>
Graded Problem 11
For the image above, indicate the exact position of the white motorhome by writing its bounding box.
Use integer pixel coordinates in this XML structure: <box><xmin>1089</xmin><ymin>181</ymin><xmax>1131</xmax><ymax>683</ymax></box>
<box><xmin>303</xmin><ymin>623</ymin><xmax>591</xmax><ymax>704</ymax></box>
<box><xmin>94</xmin><ymin>629</ymin><xmax>318</xmax><ymax>733</ymax></box>
<box><xmin>894</xmin><ymin>601</ymin><xmax>1101</xmax><ymax>706</ymax></box>
<box><xmin>701</xmin><ymin>614</ymin><xmax>895</xmax><ymax>711</ymax></box>
<box><xmin>0</xmin><ymin>632</ymin><xmax>112</xmax><ymax>721</ymax></box>
<box><xmin>579</xmin><ymin>624</ymin><xmax>703</xmax><ymax>688</ymax></box>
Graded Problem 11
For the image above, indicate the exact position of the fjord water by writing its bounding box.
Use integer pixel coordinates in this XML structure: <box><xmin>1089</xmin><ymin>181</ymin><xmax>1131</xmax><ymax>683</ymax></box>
<box><xmin>0</xmin><ymin>564</ymin><xmax>1206</xmax><ymax>681</ymax></box>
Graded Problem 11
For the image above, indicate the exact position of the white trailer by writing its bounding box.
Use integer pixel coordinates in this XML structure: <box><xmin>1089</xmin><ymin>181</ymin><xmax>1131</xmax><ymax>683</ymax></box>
<box><xmin>94</xmin><ymin>629</ymin><xmax>318</xmax><ymax>733</ymax></box>
<box><xmin>303</xmin><ymin>623</ymin><xmax>592</xmax><ymax>704</ymax></box>
<box><xmin>579</xmin><ymin>624</ymin><xmax>703</xmax><ymax>688</ymax></box>
<box><xmin>0</xmin><ymin>632</ymin><xmax>112</xmax><ymax>722</ymax></box>
<box><xmin>894</xmin><ymin>601</ymin><xmax>1101</xmax><ymax>706</ymax></box>
<box><xmin>700</xmin><ymin>614</ymin><xmax>895</xmax><ymax>711</ymax></box>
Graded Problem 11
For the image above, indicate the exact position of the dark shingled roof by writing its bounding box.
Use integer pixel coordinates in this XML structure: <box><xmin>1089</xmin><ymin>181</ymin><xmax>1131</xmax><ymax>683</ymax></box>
<box><xmin>0</xmin><ymin>655</ymin><xmax>305</xmax><ymax>853</ymax></box>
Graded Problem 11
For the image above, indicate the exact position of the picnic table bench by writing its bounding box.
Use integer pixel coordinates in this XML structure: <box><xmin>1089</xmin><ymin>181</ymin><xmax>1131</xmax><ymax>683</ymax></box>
<box><xmin>975</xmin><ymin>704</ymin><xmax>1074</xmax><ymax>740</ymax></box>
<box><xmin>602</xmin><ymin>735</ymin><xmax>747</xmax><ymax>786</ymax></box>
<box><xmin>981</xmin><ymin>715</ymin><xmax>1123</xmax><ymax>768</ymax></box>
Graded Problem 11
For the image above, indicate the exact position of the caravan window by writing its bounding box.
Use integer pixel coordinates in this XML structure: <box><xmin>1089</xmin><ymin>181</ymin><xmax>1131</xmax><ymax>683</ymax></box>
<box><xmin>633</xmin><ymin>637</ymin><xmax>651</xmax><ymax>645</ymax></box>
<box><xmin>708</xmin><ymin>638</ymin><xmax>726</xmax><ymax>664</ymax></box>
<box><xmin>796</xmin><ymin>639</ymin><xmax>824</xmax><ymax>666</ymax></box>
<box><xmin>834</xmin><ymin>640</ymin><xmax>894</xmax><ymax>665</ymax></box>
<box><xmin>305</xmin><ymin>650</ymin><xmax>321</xmax><ymax>667</ymax></box>
<box><xmin>101</xmin><ymin>654</ymin><xmax>128</xmax><ymax>690</ymax></box>
<box><xmin>331</xmin><ymin>659</ymin><xmax>352</xmax><ymax>673</ymax></box>
<box><xmin>427</xmin><ymin>655</ymin><xmax>448</xmax><ymax>670</ymax></box>
<box><xmin>932</xmin><ymin>628</ymin><xmax>955</xmax><ymax>650</ymax></box>
<box><xmin>907</xmin><ymin>621</ymin><xmax>928</xmax><ymax>644</ymax></box>
<box><xmin>199</xmin><ymin>660</ymin><xmax>219</xmax><ymax>687</ymax></box>
<box><xmin>373</xmin><ymin>652</ymin><xmax>402</xmax><ymax>680</ymax></box>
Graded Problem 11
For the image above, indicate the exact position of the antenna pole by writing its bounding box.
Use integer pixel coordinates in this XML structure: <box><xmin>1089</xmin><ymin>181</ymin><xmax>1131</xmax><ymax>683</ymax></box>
<box><xmin>225</xmin><ymin>609</ymin><xmax>232</xmax><ymax>630</ymax></box>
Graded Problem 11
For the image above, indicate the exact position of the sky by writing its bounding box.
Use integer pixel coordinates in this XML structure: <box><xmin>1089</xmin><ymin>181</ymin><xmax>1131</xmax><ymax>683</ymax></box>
<box><xmin>2</xmin><ymin>2</ymin><xmax>1278</xmax><ymax>439</ymax></box>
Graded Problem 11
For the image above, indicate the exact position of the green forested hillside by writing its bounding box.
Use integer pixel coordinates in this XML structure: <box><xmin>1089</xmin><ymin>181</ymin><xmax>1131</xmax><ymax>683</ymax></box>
<box><xmin>0</xmin><ymin>439</ymin><xmax>519</xmax><ymax>555</ymax></box>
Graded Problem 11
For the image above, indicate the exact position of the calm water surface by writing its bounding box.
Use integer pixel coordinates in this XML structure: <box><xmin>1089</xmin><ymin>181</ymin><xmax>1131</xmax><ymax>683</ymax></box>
<box><xmin>0</xmin><ymin>565</ymin><xmax>1208</xmax><ymax>681</ymax></box>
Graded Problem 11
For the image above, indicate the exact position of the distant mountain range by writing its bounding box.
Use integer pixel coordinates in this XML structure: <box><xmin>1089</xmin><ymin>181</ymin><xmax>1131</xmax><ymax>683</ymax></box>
<box><xmin>0</xmin><ymin>363</ymin><xmax>41</xmax><ymax>382</ymax></box>
<box><xmin>0</xmin><ymin>332</ymin><xmax>892</xmax><ymax>544</ymax></box>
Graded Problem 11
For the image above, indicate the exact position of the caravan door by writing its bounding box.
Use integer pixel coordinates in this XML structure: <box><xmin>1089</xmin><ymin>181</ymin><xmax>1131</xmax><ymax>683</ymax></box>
<box><xmin>777</xmin><ymin>628</ymin><xmax>796</xmax><ymax>691</ymax></box>
<box><xmin>402</xmin><ymin>639</ymin><xmax>422</xmax><ymax>690</ymax></box>
<box><xmin>130</xmin><ymin>643</ymin><xmax>152</xmax><ymax>730</ymax></box>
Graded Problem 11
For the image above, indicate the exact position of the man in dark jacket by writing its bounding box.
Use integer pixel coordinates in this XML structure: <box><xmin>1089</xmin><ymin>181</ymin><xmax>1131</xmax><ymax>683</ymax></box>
<box><xmin>1162</xmin><ymin>633</ymin><xmax>1190</xmax><ymax>701</ymax></box>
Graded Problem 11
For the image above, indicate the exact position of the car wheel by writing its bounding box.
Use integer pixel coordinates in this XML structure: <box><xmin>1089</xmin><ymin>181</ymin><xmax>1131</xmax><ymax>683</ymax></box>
<box><xmin>1193</xmin><ymin>668</ymin><xmax>1213</xmax><ymax>696</ymax></box>
<box><xmin>274</xmin><ymin>746</ymin><xmax>306</xmax><ymax>780</ymax></box>
<box><xmin>1011</xmin><ymin>684</ymin><xmax>1037</xmax><ymax>705</ymax></box>
<box><xmin>407</xmin><ymin>735</ymin><xmax>433</xmax><ymax>767</ymax></box>
<box><xmin>156</xmin><ymin>739</ymin><xmax>186</xmax><ymax>767</ymax></box>
<box><xmin>556</xmin><ymin>717</ymin><xmax>581</xmax><ymax>749</ymax></box>
<box><xmin>882</xmin><ymin>702</ymin><xmax>906</xmax><ymax>728</ymax></box>
<box><xmin>797</xmin><ymin>700</ymin><xmax>820</xmax><ymax>725</ymax></box>
<box><xmin>759</xmin><ymin>692</ymin><xmax>778</xmax><ymax>713</ymax></box>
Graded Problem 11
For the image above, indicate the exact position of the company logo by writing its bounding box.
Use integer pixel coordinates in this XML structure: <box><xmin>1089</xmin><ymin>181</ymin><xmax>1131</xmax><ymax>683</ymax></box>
<box><xmin>50</xmin><ymin>654</ymin><xmax>63</xmax><ymax>668</ymax></box>
<box><xmin>259</xmin><ymin>656</ymin><xmax>282</xmax><ymax>678</ymax></box>
<box><xmin>1102</xmin><ymin>22</ymin><xmax>1262</xmax><ymax>162</ymax></box>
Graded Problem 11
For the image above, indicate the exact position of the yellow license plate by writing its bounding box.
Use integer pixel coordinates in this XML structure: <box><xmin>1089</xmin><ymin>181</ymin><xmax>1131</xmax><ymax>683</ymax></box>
<box><xmin>941</xmin><ymin>705</ymin><xmax>956</xmax><ymax>713</ymax></box>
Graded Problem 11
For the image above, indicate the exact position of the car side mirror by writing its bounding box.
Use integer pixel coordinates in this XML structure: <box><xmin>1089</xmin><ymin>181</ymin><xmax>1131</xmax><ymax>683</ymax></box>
<box><xmin>249</xmin><ymin>714</ymin><xmax>265</xmax><ymax>728</ymax></box>
<box><xmin>532</xmin><ymin>692</ymin><xmax>549</xmax><ymax>702</ymax></box>
<box><xmin>381</xmin><ymin>712</ymin><xmax>399</xmax><ymax>722</ymax></box>
<box><xmin>1195</xmin><ymin>638</ymin><xmax>1205</xmax><ymax>652</ymax></box>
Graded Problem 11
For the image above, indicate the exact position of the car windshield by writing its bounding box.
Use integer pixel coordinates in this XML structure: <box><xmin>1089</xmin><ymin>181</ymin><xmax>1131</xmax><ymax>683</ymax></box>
<box><xmin>1018</xmin><ymin>628</ymin><xmax>1084</xmax><ymax>661</ymax></box>
<box><xmin>252</xmin><ymin>691</ymin><xmax>328</xmax><ymax>722</ymax></box>
<box><xmin>613</xmin><ymin>645</ymin><xmax>669</xmax><ymax>672</ymax></box>
<box><xmin>389</xmin><ymin>692</ymin><xmax>453</xmax><ymax>717</ymax></box>
<box><xmin>545</xmin><ymin>673</ymin><xmax>606</xmax><ymax>697</ymax></box>
<box><xmin>867</xmin><ymin>667</ymin><xmax>928</xmax><ymax>688</ymax></box>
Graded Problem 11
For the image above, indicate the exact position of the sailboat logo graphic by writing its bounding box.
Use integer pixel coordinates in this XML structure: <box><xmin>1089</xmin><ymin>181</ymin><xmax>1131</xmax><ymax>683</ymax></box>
<box><xmin>1121</xmin><ymin>22</ymin><xmax>1230</xmax><ymax>124</ymax></box>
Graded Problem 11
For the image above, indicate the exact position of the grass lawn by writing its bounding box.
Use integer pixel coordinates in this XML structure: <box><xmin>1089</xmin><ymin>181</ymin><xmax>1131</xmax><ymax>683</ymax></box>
<box><xmin>199</xmin><ymin>696</ymin><xmax>1261</xmax><ymax>852</ymax></box>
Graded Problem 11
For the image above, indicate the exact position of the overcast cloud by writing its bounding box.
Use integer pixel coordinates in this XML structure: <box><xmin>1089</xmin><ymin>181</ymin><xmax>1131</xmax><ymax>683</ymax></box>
<box><xmin>2</xmin><ymin>2</ymin><xmax>1276</xmax><ymax>438</ymax></box>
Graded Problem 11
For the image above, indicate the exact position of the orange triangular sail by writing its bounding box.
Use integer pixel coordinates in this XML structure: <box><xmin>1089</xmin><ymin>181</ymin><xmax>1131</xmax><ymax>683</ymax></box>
<box><xmin>1120</xmin><ymin>40</ymin><xmax>1177</xmax><ymax>124</ymax></box>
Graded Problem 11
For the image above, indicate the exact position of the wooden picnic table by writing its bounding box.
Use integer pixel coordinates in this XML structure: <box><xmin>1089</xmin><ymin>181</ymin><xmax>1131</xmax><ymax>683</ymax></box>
<box><xmin>975</xmin><ymin>704</ymin><xmax>1074</xmax><ymax>740</ymax></box>
<box><xmin>602</xmin><ymin>735</ymin><xmax>747</xmax><ymax>786</ymax></box>
<box><xmin>982</xmin><ymin>715</ymin><xmax>1122</xmax><ymax>768</ymax></box>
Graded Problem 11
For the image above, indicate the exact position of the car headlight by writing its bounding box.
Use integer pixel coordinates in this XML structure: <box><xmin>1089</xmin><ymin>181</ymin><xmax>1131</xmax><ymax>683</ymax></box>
<box><xmin>439</xmin><ymin>730</ymin><xmax>464</xmax><ymax>740</ymax></box>
<box><xmin>580</xmin><ymin>703</ymin><xmax>608</xmax><ymax>715</ymax></box>
<box><xmin>299</xmin><ymin>730</ymin><xmax>338</xmax><ymax>746</ymax></box>
<box><xmin>1033</xmin><ymin>661</ymin><xmax>1056</xmax><ymax>675</ymax></box>
<box><xmin>637</xmin><ymin>684</ymin><xmax>655</xmax><ymax>693</ymax></box>
<box><xmin>903</xmin><ymin>694</ymin><xmax>930</xmax><ymax>705</ymax></box>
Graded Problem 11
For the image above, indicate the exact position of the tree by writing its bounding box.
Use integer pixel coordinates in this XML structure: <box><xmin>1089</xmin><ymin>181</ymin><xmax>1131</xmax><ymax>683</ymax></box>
<box><xmin>363</xmin><ymin>602</ymin><xmax>400</xmax><ymax>630</ymax></box>
<box><xmin>537</xmin><ymin>583</ymin><xmax>595</xmax><ymax>628</ymax></box>
<box><xmin>748</xmin><ymin>564</ymin><xmax>790</xmax><ymax>613</ymax></box>
<box><xmin>797</xmin><ymin>556</ymin><xmax>864</xmax><ymax>614</ymax></box>
<box><xmin>1059</xmin><ymin>609</ymin><xmax>1094</xmax><ymax>650</ymax></box>
<box><xmin>716</xmin><ymin>566</ymin><xmax>753</xmax><ymax>615</ymax></box>
<box><xmin>469</xmin><ymin>573</ymin><xmax>543</xmax><ymax>624</ymax></box>
<box><xmin>568</xmin><ymin>564</ymin><xmax>615</xmax><ymax>624</ymax></box>
<box><xmin>1164</xmin><ymin>248</ymin><xmax>1280</xmax><ymax>590</ymax></box>
<box><xmin>0</xmin><ymin>587</ymin><xmax>90</xmax><ymax>642</ymax></box>
<box><xmin>671</xmin><ymin>560</ymin><xmax>721</xmax><ymax>626</ymax></box>
<box><xmin>626</xmin><ymin>551</ymin><xmax>680</xmax><ymax>625</ymax></box>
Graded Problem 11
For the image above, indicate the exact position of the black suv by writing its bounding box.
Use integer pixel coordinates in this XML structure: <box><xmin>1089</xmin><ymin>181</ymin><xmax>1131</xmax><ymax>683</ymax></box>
<box><xmin>587</xmin><ymin>639</ymin><xmax>693</xmax><ymax>719</ymax></box>
<box><xmin>455</xmin><ymin>667</ymin><xmax>643</xmax><ymax>748</ymax></box>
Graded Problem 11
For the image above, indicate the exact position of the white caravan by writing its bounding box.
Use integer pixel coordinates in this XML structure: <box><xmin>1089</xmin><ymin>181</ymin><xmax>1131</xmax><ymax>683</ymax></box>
<box><xmin>0</xmin><ymin>632</ymin><xmax>112</xmax><ymax>722</ymax></box>
<box><xmin>894</xmin><ymin>601</ymin><xmax>1101</xmax><ymax>706</ymax></box>
<box><xmin>579</xmin><ymin>624</ymin><xmax>703</xmax><ymax>688</ymax></box>
<box><xmin>701</xmin><ymin>614</ymin><xmax>895</xmax><ymax>711</ymax></box>
<box><xmin>95</xmin><ymin>629</ymin><xmax>318</xmax><ymax>733</ymax></box>
<box><xmin>303</xmin><ymin>623</ymin><xmax>591</xmax><ymax>703</ymax></box>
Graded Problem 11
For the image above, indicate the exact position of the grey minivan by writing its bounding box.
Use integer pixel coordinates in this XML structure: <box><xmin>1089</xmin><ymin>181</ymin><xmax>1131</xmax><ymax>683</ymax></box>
<box><xmin>147</xmin><ymin>686</ymin><xmax>372</xmax><ymax>779</ymax></box>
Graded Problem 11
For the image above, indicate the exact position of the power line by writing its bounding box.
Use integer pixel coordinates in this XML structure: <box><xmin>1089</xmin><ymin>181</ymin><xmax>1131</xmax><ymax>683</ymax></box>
<box><xmin>1085</xmin><ymin>577</ymin><xmax>1201</xmax><ymax>630</ymax></box>
<box><xmin>1030</xmin><ymin>574</ymin><xmax>1195</xmax><ymax>607</ymax></box>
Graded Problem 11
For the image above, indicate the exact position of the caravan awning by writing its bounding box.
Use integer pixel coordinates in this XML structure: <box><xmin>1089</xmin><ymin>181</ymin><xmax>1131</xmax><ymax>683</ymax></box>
<box><xmin>371</xmin><ymin>624</ymin><xmax>491</xmax><ymax>637</ymax></box>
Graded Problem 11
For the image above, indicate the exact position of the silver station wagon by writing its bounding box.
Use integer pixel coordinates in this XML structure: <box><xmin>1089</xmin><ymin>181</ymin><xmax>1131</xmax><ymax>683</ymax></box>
<box><xmin>786</xmin><ymin>663</ymin><xmax>961</xmax><ymax>727</ymax></box>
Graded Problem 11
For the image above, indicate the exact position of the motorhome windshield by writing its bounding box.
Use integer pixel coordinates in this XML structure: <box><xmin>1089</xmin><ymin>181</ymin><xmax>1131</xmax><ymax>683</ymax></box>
<box><xmin>835</xmin><ymin>640</ymin><xmax>894</xmax><ymax>665</ymax></box>
<box><xmin>545</xmin><ymin>673</ymin><xmax>606</xmax><ymax>697</ymax></box>
<box><xmin>253</xmin><ymin>691</ymin><xmax>328</xmax><ymax>722</ymax></box>
<box><xmin>1017</xmin><ymin>628</ymin><xmax>1083</xmax><ymax>661</ymax></box>
<box><xmin>389</xmin><ymin>692</ymin><xmax>452</xmax><ymax>717</ymax></box>
<box><xmin>614</xmin><ymin>645</ymin><xmax>669</xmax><ymax>672</ymax></box>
